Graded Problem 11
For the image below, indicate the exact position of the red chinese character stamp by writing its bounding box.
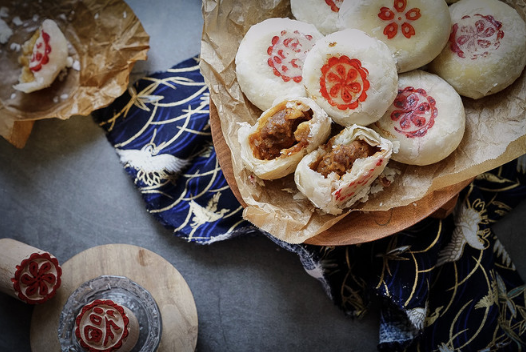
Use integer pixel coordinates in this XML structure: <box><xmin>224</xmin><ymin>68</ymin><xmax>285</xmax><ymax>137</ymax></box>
<box><xmin>267</xmin><ymin>29</ymin><xmax>315</xmax><ymax>83</ymax></box>
<box><xmin>319</xmin><ymin>56</ymin><xmax>370</xmax><ymax>111</ymax></box>
<box><xmin>449</xmin><ymin>14</ymin><xmax>504</xmax><ymax>60</ymax></box>
<box><xmin>390</xmin><ymin>86</ymin><xmax>437</xmax><ymax>138</ymax></box>
<box><xmin>11</xmin><ymin>252</ymin><xmax>61</xmax><ymax>304</ymax></box>
<box><xmin>75</xmin><ymin>299</ymin><xmax>133</xmax><ymax>352</ymax></box>
<box><xmin>378</xmin><ymin>0</ymin><xmax>421</xmax><ymax>39</ymax></box>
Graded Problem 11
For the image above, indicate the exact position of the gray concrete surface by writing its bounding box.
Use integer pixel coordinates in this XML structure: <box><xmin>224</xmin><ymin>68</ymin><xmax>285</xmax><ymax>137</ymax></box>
<box><xmin>0</xmin><ymin>1</ymin><xmax>524</xmax><ymax>351</ymax></box>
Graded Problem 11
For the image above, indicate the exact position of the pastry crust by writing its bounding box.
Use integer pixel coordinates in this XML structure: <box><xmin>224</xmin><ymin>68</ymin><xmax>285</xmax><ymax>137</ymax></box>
<box><xmin>235</xmin><ymin>18</ymin><xmax>323</xmax><ymax>111</ymax></box>
<box><xmin>302</xmin><ymin>28</ymin><xmax>398</xmax><ymax>127</ymax></box>
<box><xmin>13</xmin><ymin>19</ymin><xmax>69</xmax><ymax>93</ymax></box>
<box><xmin>429</xmin><ymin>0</ymin><xmax>526</xmax><ymax>99</ymax></box>
<box><xmin>238</xmin><ymin>96</ymin><xmax>332</xmax><ymax>180</ymax></box>
<box><xmin>291</xmin><ymin>0</ymin><xmax>342</xmax><ymax>35</ymax></box>
<box><xmin>338</xmin><ymin>0</ymin><xmax>451</xmax><ymax>73</ymax></box>
<box><xmin>372</xmin><ymin>70</ymin><xmax>465</xmax><ymax>166</ymax></box>
<box><xmin>294</xmin><ymin>124</ymin><xmax>394</xmax><ymax>215</ymax></box>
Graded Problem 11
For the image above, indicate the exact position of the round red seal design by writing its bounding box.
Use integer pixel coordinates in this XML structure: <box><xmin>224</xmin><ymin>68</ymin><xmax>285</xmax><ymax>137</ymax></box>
<box><xmin>378</xmin><ymin>0</ymin><xmax>421</xmax><ymax>39</ymax></box>
<box><xmin>390</xmin><ymin>86</ymin><xmax>437</xmax><ymax>138</ymax></box>
<box><xmin>449</xmin><ymin>14</ymin><xmax>504</xmax><ymax>60</ymax></box>
<box><xmin>75</xmin><ymin>299</ymin><xmax>130</xmax><ymax>352</ymax></box>
<box><xmin>325</xmin><ymin>0</ymin><xmax>343</xmax><ymax>13</ymax></box>
<box><xmin>267</xmin><ymin>30</ymin><xmax>315</xmax><ymax>83</ymax></box>
<box><xmin>319</xmin><ymin>56</ymin><xmax>370</xmax><ymax>111</ymax></box>
<box><xmin>29</xmin><ymin>29</ymin><xmax>52</xmax><ymax>72</ymax></box>
<box><xmin>11</xmin><ymin>252</ymin><xmax>62</xmax><ymax>304</ymax></box>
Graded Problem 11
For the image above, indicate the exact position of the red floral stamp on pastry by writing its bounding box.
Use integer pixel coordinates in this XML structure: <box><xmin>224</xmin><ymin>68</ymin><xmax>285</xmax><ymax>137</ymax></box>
<box><xmin>12</xmin><ymin>252</ymin><xmax>62</xmax><ymax>304</ymax></box>
<box><xmin>390</xmin><ymin>86</ymin><xmax>437</xmax><ymax>138</ymax></box>
<box><xmin>378</xmin><ymin>0</ymin><xmax>421</xmax><ymax>39</ymax></box>
<box><xmin>449</xmin><ymin>14</ymin><xmax>504</xmax><ymax>60</ymax></box>
<box><xmin>75</xmin><ymin>299</ymin><xmax>130</xmax><ymax>352</ymax></box>
<box><xmin>29</xmin><ymin>29</ymin><xmax>52</xmax><ymax>72</ymax></box>
<box><xmin>267</xmin><ymin>30</ymin><xmax>315</xmax><ymax>83</ymax></box>
<box><xmin>325</xmin><ymin>0</ymin><xmax>343</xmax><ymax>12</ymax></box>
<box><xmin>319</xmin><ymin>56</ymin><xmax>370</xmax><ymax>111</ymax></box>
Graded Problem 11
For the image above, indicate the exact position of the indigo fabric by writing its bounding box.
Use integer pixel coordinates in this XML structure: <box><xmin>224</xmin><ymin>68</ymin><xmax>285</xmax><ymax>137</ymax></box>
<box><xmin>93</xmin><ymin>56</ymin><xmax>526</xmax><ymax>351</ymax></box>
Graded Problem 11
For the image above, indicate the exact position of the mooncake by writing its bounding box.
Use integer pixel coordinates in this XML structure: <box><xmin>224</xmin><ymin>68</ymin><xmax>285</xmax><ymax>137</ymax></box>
<box><xmin>13</xmin><ymin>19</ymin><xmax>69</xmax><ymax>93</ymax></box>
<box><xmin>429</xmin><ymin>0</ymin><xmax>526</xmax><ymax>99</ymax></box>
<box><xmin>235</xmin><ymin>18</ymin><xmax>323</xmax><ymax>111</ymax></box>
<box><xmin>338</xmin><ymin>0</ymin><xmax>451</xmax><ymax>73</ymax></box>
<box><xmin>238</xmin><ymin>96</ymin><xmax>332</xmax><ymax>180</ymax></box>
<box><xmin>290</xmin><ymin>0</ymin><xmax>343</xmax><ymax>35</ymax></box>
<box><xmin>294</xmin><ymin>124</ymin><xmax>394</xmax><ymax>215</ymax></box>
<box><xmin>302</xmin><ymin>28</ymin><xmax>398</xmax><ymax>126</ymax></box>
<box><xmin>372</xmin><ymin>70</ymin><xmax>465</xmax><ymax>166</ymax></box>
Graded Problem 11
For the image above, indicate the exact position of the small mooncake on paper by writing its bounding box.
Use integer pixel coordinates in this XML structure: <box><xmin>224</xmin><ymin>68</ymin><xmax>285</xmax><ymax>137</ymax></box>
<box><xmin>238</xmin><ymin>96</ymin><xmax>332</xmax><ymax>180</ymax></box>
<box><xmin>291</xmin><ymin>0</ymin><xmax>343</xmax><ymax>35</ymax></box>
<box><xmin>294</xmin><ymin>124</ymin><xmax>394</xmax><ymax>215</ymax></box>
<box><xmin>13</xmin><ymin>19</ymin><xmax>69</xmax><ymax>93</ymax></box>
<box><xmin>338</xmin><ymin>0</ymin><xmax>451</xmax><ymax>73</ymax></box>
<box><xmin>429</xmin><ymin>0</ymin><xmax>526</xmax><ymax>99</ymax></box>
<box><xmin>302</xmin><ymin>28</ymin><xmax>398</xmax><ymax>126</ymax></box>
<box><xmin>372</xmin><ymin>70</ymin><xmax>465</xmax><ymax>166</ymax></box>
<box><xmin>235</xmin><ymin>18</ymin><xmax>323</xmax><ymax>112</ymax></box>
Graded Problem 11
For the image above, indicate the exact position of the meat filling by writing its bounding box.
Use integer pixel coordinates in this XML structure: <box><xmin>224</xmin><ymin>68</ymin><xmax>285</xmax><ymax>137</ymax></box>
<box><xmin>311</xmin><ymin>139</ymin><xmax>379</xmax><ymax>178</ymax></box>
<box><xmin>249</xmin><ymin>105</ymin><xmax>312</xmax><ymax>160</ymax></box>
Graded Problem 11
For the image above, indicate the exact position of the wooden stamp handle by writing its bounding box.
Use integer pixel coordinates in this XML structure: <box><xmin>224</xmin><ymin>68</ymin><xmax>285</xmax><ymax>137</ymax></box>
<box><xmin>0</xmin><ymin>238</ymin><xmax>62</xmax><ymax>304</ymax></box>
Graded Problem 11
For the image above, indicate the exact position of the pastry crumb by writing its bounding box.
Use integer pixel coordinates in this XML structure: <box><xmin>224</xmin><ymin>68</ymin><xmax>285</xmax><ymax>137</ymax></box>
<box><xmin>0</xmin><ymin>18</ymin><xmax>12</xmax><ymax>44</ymax></box>
<box><xmin>12</xmin><ymin>16</ymin><xmax>22</xmax><ymax>26</ymax></box>
<box><xmin>10</xmin><ymin>42</ymin><xmax>20</xmax><ymax>51</ymax></box>
<box><xmin>0</xmin><ymin>7</ymin><xmax>9</xmax><ymax>18</ymax></box>
<box><xmin>72</xmin><ymin>60</ymin><xmax>80</xmax><ymax>71</ymax></box>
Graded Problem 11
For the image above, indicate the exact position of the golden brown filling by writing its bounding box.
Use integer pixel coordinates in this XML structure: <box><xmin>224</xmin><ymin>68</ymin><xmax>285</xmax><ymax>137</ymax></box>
<box><xmin>310</xmin><ymin>139</ymin><xmax>379</xmax><ymax>178</ymax></box>
<box><xmin>249</xmin><ymin>103</ymin><xmax>312</xmax><ymax>160</ymax></box>
<box><xmin>18</xmin><ymin>29</ymin><xmax>41</xmax><ymax>83</ymax></box>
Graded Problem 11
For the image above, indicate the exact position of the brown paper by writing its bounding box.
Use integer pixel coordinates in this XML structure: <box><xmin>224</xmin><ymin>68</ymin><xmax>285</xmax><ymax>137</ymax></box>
<box><xmin>0</xmin><ymin>0</ymin><xmax>150</xmax><ymax>147</ymax></box>
<box><xmin>200</xmin><ymin>0</ymin><xmax>526</xmax><ymax>244</ymax></box>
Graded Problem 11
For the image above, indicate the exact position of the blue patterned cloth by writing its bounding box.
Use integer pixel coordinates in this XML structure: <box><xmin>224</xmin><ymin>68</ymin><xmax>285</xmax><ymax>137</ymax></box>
<box><xmin>93</xmin><ymin>56</ymin><xmax>526</xmax><ymax>351</ymax></box>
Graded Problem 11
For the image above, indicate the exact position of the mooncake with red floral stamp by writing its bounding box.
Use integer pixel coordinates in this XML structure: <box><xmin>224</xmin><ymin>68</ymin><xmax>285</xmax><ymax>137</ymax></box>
<box><xmin>372</xmin><ymin>70</ymin><xmax>465</xmax><ymax>166</ymax></box>
<box><xmin>235</xmin><ymin>18</ymin><xmax>323</xmax><ymax>111</ymax></box>
<box><xmin>291</xmin><ymin>0</ymin><xmax>343</xmax><ymax>35</ymax></box>
<box><xmin>429</xmin><ymin>0</ymin><xmax>526</xmax><ymax>99</ymax></box>
<box><xmin>302</xmin><ymin>28</ymin><xmax>398</xmax><ymax>126</ymax></box>
<box><xmin>294</xmin><ymin>124</ymin><xmax>394</xmax><ymax>215</ymax></box>
<box><xmin>338</xmin><ymin>0</ymin><xmax>451</xmax><ymax>73</ymax></box>
<box><xmin>238</xmin><ymin>96</ymin><xmax>332</xmax><ymax>180</ymax></box>
<box><xmin>13</xmin><ymin>19</ymin><xmax>69</xmax><ymax>93</ymax></box>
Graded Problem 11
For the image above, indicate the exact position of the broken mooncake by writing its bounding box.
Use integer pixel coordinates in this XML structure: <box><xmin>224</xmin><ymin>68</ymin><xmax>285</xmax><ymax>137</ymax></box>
<box><xmin>294</xmin><ymin>124</ymin><xmax>394</xmax><ymax>215</ymax></box>
<box><xmin>238</xmin><ymin>96</ymin><xmax>332</xmax><ymax>180</ymax></box>
<box><xmin>13</xmin><ymin>19</ymin><xmax>69</xmax><ymax>94</ymax></box>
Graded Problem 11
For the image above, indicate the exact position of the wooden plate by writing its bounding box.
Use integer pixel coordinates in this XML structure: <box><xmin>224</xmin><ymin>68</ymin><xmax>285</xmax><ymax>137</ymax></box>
<box><xmin>30</xmin><ymin>244</ymin><xmax>198</xmax><ymax>351</ymax></box>
<box><xmin>210</xmin><ymin>101</ymin><xmax>471</xmax><ymax>246</ymax></box>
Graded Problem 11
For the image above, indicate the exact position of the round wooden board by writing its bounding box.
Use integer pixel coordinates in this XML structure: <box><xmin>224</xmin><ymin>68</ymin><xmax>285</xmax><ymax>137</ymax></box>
<box><xmin>209</xmin><ymin>100</ymin><xmax>472</xmax><ymax>246</ymax></box>
<box><xmin>30</xmin><ymin>244</ymin><xmax>198</xmax><ymax>351</ymax></box>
